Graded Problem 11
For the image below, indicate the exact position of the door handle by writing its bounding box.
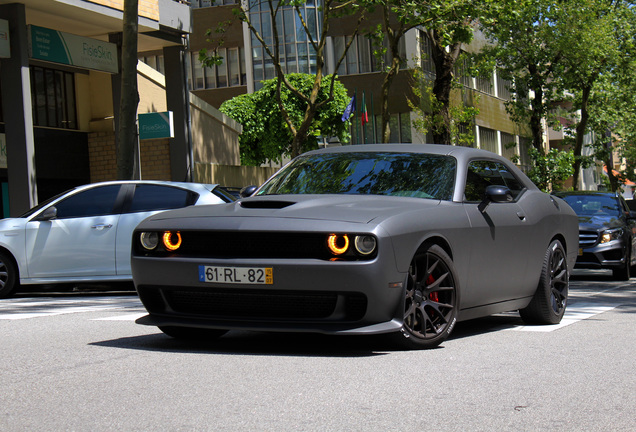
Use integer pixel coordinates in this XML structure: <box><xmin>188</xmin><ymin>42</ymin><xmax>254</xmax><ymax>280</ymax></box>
<box><xmin>91</xmin><ymin>224</ymin><xmax>113</xmax><ymax>230</ymax></box>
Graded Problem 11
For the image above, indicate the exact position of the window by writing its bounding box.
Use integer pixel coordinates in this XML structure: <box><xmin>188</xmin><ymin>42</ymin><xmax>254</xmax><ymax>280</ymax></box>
<box><xmin>419</xmin><ymin>31</ymin><xmax>435</xmax><ymax>75</ymax></box>
<box><xmin>30</xmin><ymin>66</ymin><xmax>77</xmax><ymax>130</ymax></box>
<box><xmin>496</xmin><ymin>73</ymin><xmax>511</xmax><ymax>100</ymax></box>
<box><xmin>54</xmin><ymin>185</ymin><xmax>121</xmax><ymax>219</ymax></box>
<box><xmin>333</xmin><ymin>34</ymin><xmax>406</xmax><ymax>76</ymax></box>
<box><xmin>478</xmin><ymin>127</ymin><xmax>497</xmax><ymax>154</ymax></box>
<box><xmin>189</xmin><ymin>48</ymin><xmax>246</xmax><ymax>90</ymax></box>
<box><xmin>464</xmin><ymin>160</ymin><xmax>524</xmax><ymax>202</ymax></box>
<box><xmin>128</xmin><ymin>185</ymin><xmax>197</xmax><ymax>213</ymax></box>
<box><xmin>501</xmin><ymin>132</ymin><xmax>517</xmax><ymax>161</ymax></box>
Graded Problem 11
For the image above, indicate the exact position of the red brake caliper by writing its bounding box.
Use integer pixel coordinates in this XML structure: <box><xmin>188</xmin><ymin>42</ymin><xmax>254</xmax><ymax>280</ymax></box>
<box><xmin>426</xmin><ymin>275</ymin><xmax>439</xmax><ymax>302</ymax></box>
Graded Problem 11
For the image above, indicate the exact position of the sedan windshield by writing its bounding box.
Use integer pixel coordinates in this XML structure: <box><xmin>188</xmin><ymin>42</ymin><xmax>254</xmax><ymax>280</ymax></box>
<box><xmin>561</xmin><ymin>195</ymin><xmax>621</xmax><ymax>217</ymax></box>
<box><xmin>257</xmin><ymin>152</ymin><xmax>456</xmax><ymax>200</ymax></box>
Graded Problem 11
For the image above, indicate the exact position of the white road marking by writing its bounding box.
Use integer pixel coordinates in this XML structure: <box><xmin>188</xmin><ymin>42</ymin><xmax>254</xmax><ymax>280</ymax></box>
<box><xmin>0</xmin><ymin>296</ymin><xmax>141</xmax><ymax>320</ymax></box>
<box><xmin>91</xmin><ymin>312</ymin><xmax>147</xmax><ymax>321</ymax></box>
<box><xmin>508</xmin><ymin>302</ymin><xmax>619</xmax><ymax>332</ymax></box>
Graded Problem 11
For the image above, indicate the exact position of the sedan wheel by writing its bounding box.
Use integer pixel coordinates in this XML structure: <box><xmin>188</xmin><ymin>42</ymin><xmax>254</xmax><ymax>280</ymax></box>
<box><xmin>158</xmin><ymin>326</ymin><xmax>228</xmax><ymax>341</ymax></box>
<box><xmin>0</xmin><ymin>251</ymin><xmax>18</xmax><ymax>299</ymax></box>
<box><xmin>394</xmin><ymin>244</ymin><xmax>459</xmax><ymax>349</ymax></box>
<box><xmin>520</xmin><ymin>239</ymin><xmax>568</xmax><ymax>324</ymax></box>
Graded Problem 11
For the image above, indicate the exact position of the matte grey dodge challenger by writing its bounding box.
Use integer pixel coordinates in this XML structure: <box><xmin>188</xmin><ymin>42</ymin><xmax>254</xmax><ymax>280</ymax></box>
<box><xmin>131</xmin><ymin>144</ymin><xmax>578</xmax><ymax>349</ymax></box>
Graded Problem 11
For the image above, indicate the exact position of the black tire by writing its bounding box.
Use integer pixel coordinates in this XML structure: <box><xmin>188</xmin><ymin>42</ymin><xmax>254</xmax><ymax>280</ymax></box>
<box><xmin>158</xmin><ymin>326</ymin><xmax>228</xmax><ymax>341</ymax></box>
<box><xmin>0</xmin><ymin>251</ymin><xmax>19</xmax><ymax>299</ymax></box>
<box><xmin>520</xmin><ymin>239</ymin><xmax>568</xmax><ymax>324</ymax></box>
<box><xmin>391</xmin><ymin>244</ymin><xmax>459</xmax><ymax>349</ymax></box>
<box><xmin>612</xmin><ymin>248</ymin><xmax>630</xmax><ymax>281</ymax></box>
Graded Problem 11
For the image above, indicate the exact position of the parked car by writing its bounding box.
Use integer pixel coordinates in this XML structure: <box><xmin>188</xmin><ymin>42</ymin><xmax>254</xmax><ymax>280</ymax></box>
<box><xmin>553</xmin><ymin>191</ymin><xmax>636</xmax><ymax>280</ymax></box>
<box><xmin>131</xmin><ymin>144</ymin><xmax>578</xmax><ymax>349</ymax></box>
<box><xmin>0</xmin><ymin>181</ymin><xmax>235</xmax><ymax>298</ymax></box>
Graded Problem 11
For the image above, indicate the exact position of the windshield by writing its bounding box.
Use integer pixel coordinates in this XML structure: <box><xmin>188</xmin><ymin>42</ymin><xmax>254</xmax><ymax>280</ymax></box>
<box><xmin>561</xmin><ymin>195</ymin><xmax>621</xmax><ymax>217</ymax></box>
<box><xmin>257</xmin><ymin>152</ymin><xmax>456</xmax><ymax>200</ymax></box>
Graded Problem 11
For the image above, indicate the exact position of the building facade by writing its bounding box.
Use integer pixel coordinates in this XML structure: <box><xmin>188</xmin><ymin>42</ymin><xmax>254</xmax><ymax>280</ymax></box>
<box><xmin>173</xmin><ymin>1</ymin><xmax>534</xmax><ymax>166</ymax></box>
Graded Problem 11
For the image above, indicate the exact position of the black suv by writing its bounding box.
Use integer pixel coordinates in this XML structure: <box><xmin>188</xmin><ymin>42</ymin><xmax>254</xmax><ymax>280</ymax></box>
<box><xmin>554</xmin><ymin>191</ymin><xmax>636</xmax><ymax>280</ymax></box>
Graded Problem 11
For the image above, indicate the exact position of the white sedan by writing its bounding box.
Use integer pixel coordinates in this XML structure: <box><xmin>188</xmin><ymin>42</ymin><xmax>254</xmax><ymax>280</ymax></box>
<box><xmin>0</xmin><ymin>181</ymin><xmax>234</xmax><ymax>298</ymax></box>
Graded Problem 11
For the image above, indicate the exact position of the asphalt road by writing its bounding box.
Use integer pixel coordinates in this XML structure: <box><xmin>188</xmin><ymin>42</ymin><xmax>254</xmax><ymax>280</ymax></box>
<box><xmin>1</xmin><ymin>271</ymin><xmax>634</xmax><ymax>431</ymax></box>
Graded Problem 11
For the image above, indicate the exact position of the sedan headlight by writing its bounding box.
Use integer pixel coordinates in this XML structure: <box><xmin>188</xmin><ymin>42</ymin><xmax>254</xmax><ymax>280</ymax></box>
<box><xmin>600</xmin><ymin>228</ymin><xmax>623</xmax><ymax>244</ymax></box>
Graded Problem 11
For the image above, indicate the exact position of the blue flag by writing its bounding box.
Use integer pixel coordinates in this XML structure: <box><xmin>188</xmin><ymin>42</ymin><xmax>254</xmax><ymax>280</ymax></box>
<box><xmin>341</xmin><ymin>94</ymin><xmax>356</xmax><ymax>122</ymax></box>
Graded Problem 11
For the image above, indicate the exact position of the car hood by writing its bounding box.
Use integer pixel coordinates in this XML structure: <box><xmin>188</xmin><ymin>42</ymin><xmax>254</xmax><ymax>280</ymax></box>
<box><xmin>577</xmin><ymin>215</ymin><xmax>623</xmax><ymax>231</ymax></box>
<box><xmin>142</xmin><ymin>194</ymin><xmax>441</xmax><ymax>225</ymax></box>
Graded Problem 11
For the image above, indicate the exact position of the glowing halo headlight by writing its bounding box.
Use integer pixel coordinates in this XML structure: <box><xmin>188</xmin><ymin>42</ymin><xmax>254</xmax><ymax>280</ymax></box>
<box><xmin>162</xmin><ymin>231</ymin><xmax>182</xmax><ymax>251</ymax></box>
<box><xmin>354</xmin><ymin>235</ymin><xmax>377</xmax><ymax>255</ymax></box>
<box><xmin>140</xmin><ymin>232</ymin><xmax>159</xmax><ymax>250</ymax></box>
<box><xmin>327</xmin><ymin>233</ymin><xmax>349</xmax><ymax>255</ymax></box>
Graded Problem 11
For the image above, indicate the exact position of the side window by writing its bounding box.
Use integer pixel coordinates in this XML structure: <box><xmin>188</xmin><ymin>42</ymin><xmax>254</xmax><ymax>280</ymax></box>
<box><xmin>464</xmin><ymin>160</ymin><xmax>503</xmax><ymax>202</ymax></box>
<box><xmin>496</xmin><ymin>163</ymin><xmax>525</xmax><ymax>199</ymax></box>
<box><xmin>465</xmin><ymin>160</ymin><xmax>525</xmax><ymax>202</ymax></box>
<box><xmin>127</xmin><ymin>184</ymin><xmax>197</xmax><ymax>213</ymax></box>
<box><xmin>54</xmin><ymin>185</ymin><xmax>121</xmax><ymax>219</ymax></box>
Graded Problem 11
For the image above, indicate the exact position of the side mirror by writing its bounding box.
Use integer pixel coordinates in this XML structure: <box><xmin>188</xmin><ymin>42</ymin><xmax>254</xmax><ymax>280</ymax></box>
<box><xmin>35</xmin><ymin>206</ymin><xmax>57</xmax><ymax>221</ymax></box>
<box><xmin>485</xmin><ymin>185</ymin><xmax>514</xmax><ymax>203</ymax></box>
<box><xmin>239</xmin><ymin>185</ymin><xmax>258</xmax><ymax>198</ymax></box>
<box><xmin>479</xmin><ymin>185</ymin><xmax>513</xmax><ymax>213</ymax></box>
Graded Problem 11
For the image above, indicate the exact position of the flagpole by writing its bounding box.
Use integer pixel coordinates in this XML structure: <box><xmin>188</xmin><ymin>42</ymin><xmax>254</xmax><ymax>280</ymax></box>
<box><xmin>355</xmin><ymin>88</ymin><xmax>360</xmax><ymax>145</ymax></box>
<box><xmin>371</xmin><ymin>93</ymin><xmax>376</xmax><ymax>143</ymax></box>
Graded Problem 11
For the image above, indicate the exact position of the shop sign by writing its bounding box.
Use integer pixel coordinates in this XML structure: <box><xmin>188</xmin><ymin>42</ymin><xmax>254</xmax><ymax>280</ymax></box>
<box><xmin>0</xmin><ymin>19</ymin><xmax>9</xmax><ymax>59</ymax></box>
<box><xmin>138</xmin><ymin>112</ymin><xmax>174</xmax><ymax>140</ymax></box>
<box><xmin>28</xmin><ymin>25</ymin><xmax>118</xmax><ymax>73</ymax></box>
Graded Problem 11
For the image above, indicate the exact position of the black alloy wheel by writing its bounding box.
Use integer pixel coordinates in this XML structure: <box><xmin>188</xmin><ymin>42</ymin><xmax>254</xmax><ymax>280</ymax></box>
<box><xmin>520</xmin><ymin>239</ymin><xmax>568</xmax><ymax>324</ymax></box>
<box><xmin>395</xmin><ymin>244</ymin><xmax>459</xmax><ymax>349</ymax></box>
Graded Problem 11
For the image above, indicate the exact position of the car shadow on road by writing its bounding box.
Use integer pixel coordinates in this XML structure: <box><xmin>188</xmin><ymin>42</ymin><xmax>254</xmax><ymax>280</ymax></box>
<box><xmin>90</xmin><ymin>314</ymin><xmax>525</xmax><ymax>357</ymax></box>
<box><xmin>91</xmin><ymin>331</ymin><xmax>395</xmax><ymax>357</ymax></box>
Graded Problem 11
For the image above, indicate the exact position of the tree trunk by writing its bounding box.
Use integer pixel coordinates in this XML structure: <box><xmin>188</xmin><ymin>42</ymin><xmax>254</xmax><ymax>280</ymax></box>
<box><xmin>117</xmin><ymin>0</ymin><xmax>139</xmax><ymax>180</ymax></box>
<box><xmin>429</xmin><ymin>32</ymin><xmax>460</xmax><ymax>145</ymax></box>
<box><xmin>571</xmin><ymin>85</ymin><xmax>592</xmax><ymax>191</ymax></box>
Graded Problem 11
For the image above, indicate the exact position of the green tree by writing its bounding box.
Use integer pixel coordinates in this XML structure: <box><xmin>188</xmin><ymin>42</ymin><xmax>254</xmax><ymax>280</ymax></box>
<box><xmin>365</xmin><ymin>0</ymin><xmax>486</xmax><ymax>144</ymax></box>
<box><xmin>553</xmin><ymin>0</ymin><xmax>635</xmax><ymax>190</ymax></box>
<box><xmin>408</xmin><ymin>64</ymin><xmax>479</xmax><ymax>146</ymax></box>
<box><xmin>479</xmin><ymin>0</ymin><xmax>563</xmax><ymax>154</ymax></box>
<box><xmin>202</xmin><ymin>0</ymin><xmax>363</xmax><ymax>159</ymax></box>
<box><xmin>220</xmin><ymin>73</ymin><xmax>351</xmax><ymax>165</ymax></box>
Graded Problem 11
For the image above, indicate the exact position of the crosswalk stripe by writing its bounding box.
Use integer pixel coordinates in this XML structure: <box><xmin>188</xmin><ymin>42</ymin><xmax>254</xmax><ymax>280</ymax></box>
<box><xmin>91</xmin><ymin>312</ymin><xmax>147</xmax><ymax>321</ymax></box>
<box><xmin>507</xmin><ymin>302</ymin><xmax>618</xmax><ymax>332</ymax></box>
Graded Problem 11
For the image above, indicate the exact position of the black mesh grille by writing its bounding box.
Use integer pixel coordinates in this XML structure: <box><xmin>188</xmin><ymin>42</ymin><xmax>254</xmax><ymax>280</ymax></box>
<box><xmin>137</xmin><ymin>285</ymin><xmax>367</xmax><ymax>322</ymax></box>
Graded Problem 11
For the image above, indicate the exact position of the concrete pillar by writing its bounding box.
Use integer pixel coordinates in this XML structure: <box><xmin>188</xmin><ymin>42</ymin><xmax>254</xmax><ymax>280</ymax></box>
<box><xmin>0</xmin><ymin>3</ymin><xmax>37</xmax><ymax>215</ymax></box>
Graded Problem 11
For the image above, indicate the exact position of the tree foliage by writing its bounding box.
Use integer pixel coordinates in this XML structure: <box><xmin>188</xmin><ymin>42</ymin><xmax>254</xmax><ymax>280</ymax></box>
<box><xmin>220</xmin><ymin>73</ymin><xmax>351</xmax><ymax>166</ymax></box>
<box><xmin>364</xmin><ymin>0</ymin><xmax>487</xmax><ymax>144</ymax></box>
<box><xmin>202</xmin><ymin>0</ymin><xmax>363</xmax><ymax>159</ymax></box>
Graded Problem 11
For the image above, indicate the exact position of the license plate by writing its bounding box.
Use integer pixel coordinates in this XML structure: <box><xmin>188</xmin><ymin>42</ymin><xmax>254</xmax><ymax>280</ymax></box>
<box><xmin>198</xmin><ymin>265</ymin><xmax>273</xmax><ymax>284</ymax></box>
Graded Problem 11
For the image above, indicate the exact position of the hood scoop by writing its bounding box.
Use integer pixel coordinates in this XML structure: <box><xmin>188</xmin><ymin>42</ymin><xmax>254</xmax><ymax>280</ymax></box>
<box><xmin>239</xmin><ymin>200</ymin><xmax>296</xmax><ymax>209</ymax></box>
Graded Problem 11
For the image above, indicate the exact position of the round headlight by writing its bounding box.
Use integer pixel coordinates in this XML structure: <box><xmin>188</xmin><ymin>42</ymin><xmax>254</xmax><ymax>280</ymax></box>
<box><xmin>354</xmin><ymin>235</ymin><xmax>376</xmax><ymax>255</ymax></box>
<box><xmin>140</xmin><ymin>232</ymin><xmax>159</xmax><ymax>250</ymax></box>
<box><xmin>327</xmin><ymin>234</ymin><xmax>349</xmax><ymax>255</ymax></box>
<box><xmin>163</xmin><ymin>231</ymin><xmax>182</xmax><ymax>251</ymax></box>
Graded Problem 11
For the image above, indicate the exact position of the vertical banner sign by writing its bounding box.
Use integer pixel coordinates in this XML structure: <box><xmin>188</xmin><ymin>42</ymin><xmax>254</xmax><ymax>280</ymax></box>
<box><xmin>28</xmin><ymin>25</ymin><xmax>118</xmax><ymax>73</ymax></box>
<box><xmin>0</xmin><ymin>19</ymin><xmax>10</xmax><ymax>58</ymax></box>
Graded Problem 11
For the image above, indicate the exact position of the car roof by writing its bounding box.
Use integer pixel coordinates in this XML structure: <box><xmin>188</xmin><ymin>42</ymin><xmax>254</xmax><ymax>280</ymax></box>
<box><xmin>71</xmin><ymin>180</ymin><xmax>219</xmax><ymax>192</ymax></box>
<box><xmin>306</xmin><ymin>144</ymin><xmax>498</xmax><ymax>158</ymax></box>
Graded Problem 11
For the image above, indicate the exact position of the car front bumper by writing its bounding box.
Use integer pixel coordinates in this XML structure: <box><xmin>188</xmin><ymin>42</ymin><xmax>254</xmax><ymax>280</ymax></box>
<box><xmin>132</xmin><ymin>255</ymin><xmax>407</xmax><ymax>335</ymax></box>
<box><xmin>575</xmin><ymin>240</ymin><xmax>628</xmax><ymax>270</ymax></box>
